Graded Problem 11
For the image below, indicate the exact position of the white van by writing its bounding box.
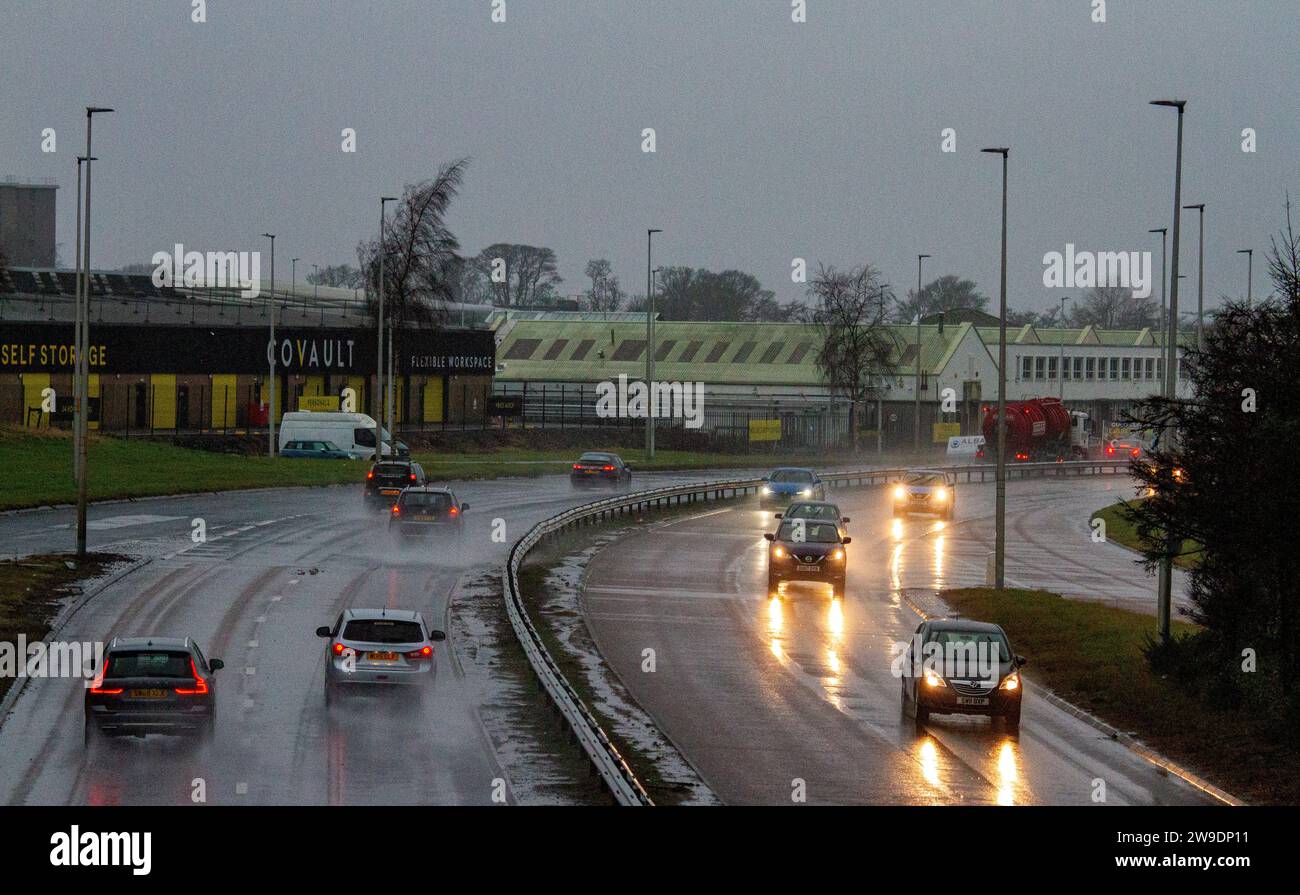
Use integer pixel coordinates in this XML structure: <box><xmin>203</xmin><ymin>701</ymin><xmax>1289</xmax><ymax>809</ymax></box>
<box><xmin>277</xmin><ymin>412</ymin><xmax>406</xmax><ymax>460</ymax></box>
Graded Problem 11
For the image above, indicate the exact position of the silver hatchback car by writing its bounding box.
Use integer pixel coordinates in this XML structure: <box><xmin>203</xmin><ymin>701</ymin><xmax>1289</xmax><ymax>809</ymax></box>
<box><xmin>315</xmin><ymin>608</ymin><xmax>446</xmax><ymax>703</ymax></box>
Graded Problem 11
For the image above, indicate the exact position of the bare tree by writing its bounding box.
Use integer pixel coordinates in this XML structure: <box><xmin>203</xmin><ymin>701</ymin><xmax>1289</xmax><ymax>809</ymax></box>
<box><xmin>809</xmin><ymin>264</ymin><xmax>898</xmax><ymax>452</ymax></box>
<box><xmin>1267</xmin><ymin>192</ymin><xmax>1300</xmax><ymax>303</ymax></box>
<box><xmin>582</xmin><ymin>258</ymin><xmax>624</xmax><ymax>311</ymax></box>
<box><xmin>1067</xmin><ymin>284</ymin><xmax>1158</xmax><ymax>330</ymax></box>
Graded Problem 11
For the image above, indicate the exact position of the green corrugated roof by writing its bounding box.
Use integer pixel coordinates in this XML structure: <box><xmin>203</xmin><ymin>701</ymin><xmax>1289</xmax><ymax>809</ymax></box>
<box><xmin>495</xmin><ymin>319</ymin><xmax>967</xmax><ymax>385</ymax></box>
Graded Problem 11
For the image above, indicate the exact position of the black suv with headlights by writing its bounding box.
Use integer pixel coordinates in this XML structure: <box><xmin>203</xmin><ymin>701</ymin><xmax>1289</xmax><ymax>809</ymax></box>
<box><xmin>364</xmin><ymin>460</ymin><xmax>427</xmax><ymax>508</ymax></box>
<box><xmin>900</xmin><ymin>618</ymin><xmax>1026</xmax><ymax>730</ymax></box>
<box><xmin>764</xmin><ymin>518</ymin><xmax>850</xmax><ymax>598</ymax></box>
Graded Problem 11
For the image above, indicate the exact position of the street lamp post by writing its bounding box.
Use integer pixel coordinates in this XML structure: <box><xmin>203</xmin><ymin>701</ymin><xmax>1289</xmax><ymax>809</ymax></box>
<box><xmin>72</xmin><ymin>155</ymin><xmax>93</xmax><ymax>487</ymax></box>
<box><xmin>291</xmin><ymin>258</ymin><xmax>299</xmax><ymax>317</ymax></box>
<box><xmin>1236</xmin><ymin>248</ymin><xmax>1253</xmax><ymax>307</ymax></box>
<box><xmin>1148</xmin><ymin>228</ymin><xmax>1167</xmax><ymax>336</ymax></box>
<box><xmin>981</xmin><ymin>146</ymin><xmax>1010</xmax><ymax>589</ymax></box>
<box><xmin>914</xmin><ymin>253</ymin><xmax>930</xmax><ymax>453</ymax></box>
<box><xmin>76</xmin><ymin>106</ymin><xmax>112</xmax><ymax>561</ymax></box>
<box><xmin>262</xmin><ymin>233</ymin><xmax>276</xmax><ymax>457</ymax></box>
<box><xmin>1058</xmin><ymin>295</ymin><xmax>1073</xmax><ymax>399</ymax></box>
<box><xmin>646</xmin><ymin>228</ymin><xmax>661</xmax><ymax>460</ymax></box>
<box><xmin>377</xmin><ymin>196</ymin><xmax>398</xmax><ymax>459</ymax></box>
<box><xmin>1184</xmin><ymin>203</ymin><xmax>1205</xmax><ymax>350</ymax></box>
<box><xmin>1151</xmin><ymin>98</ymin><xmax>1187</xmax><ymax>644</ymax></box>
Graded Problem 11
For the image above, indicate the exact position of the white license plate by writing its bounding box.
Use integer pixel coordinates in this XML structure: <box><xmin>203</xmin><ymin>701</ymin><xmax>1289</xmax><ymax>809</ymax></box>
<box><xmin>796</xmin><ymin>564</ymin><xmax>819</xmax><ymax>571</ymax></box>
<box><xmin>956</xmin><ymin>696</ymin><xmax>989</xmax><ymax>706</ymax></box>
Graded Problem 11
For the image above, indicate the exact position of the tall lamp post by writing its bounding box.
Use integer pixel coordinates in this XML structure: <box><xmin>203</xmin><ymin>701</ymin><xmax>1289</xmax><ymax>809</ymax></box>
<box><xmin>291</xmin><ymin>258</ymin><xmax>299</xmax><ymax>317</ymax></box>
<box><xmin>1184</xmin><ymin>203</ymin><xmax>1205</xmax><ymax>350</ymax></box>
<box><xmin>262</xmin><ymin>233</ymin><xmax>276</xmax><ymax>457</ymax></box>
<box><xmin>1151</xmin><ymin>98</ymin><xmax>1187</xmax><ymax>644</ymax></box>
<box><xmin>1057</xmin><ymin>295</ymin><xmax>1073</xmax><ymax>399</ymax></box>
<box><xmin>72</xmin><ymin>154</ymin><xmax>94</xmax><ymax>487</ymax></box>
<box><xmin>645</xmin><ymin>228</ymin><xmax>662</xmax><ymax>460</ymax></box>
<box><xmin>76</xmin><ymin>106</ymin><xmax>112</xmax><ymax>561</ymax></box>
<box><xmin>1236</xmin><ymin>248</ymin><xmax>1253</xmax><ymax>307</ymax></box>
<box><xmin>1148</xmin><ymin>227</ymin><xmax>1167</xmax><ymax>335</ymax></box>
<box><xmin>913</xmin><ymin>253</ymin><xmax>930</xmax><ymax>452</ymax></box>
<box><xmin>376</xmin><ymin>196</ymin><xmax>397</xmax><ymax>459</ymax></box>
<box><xmin>981</xmin><ymin>146</ymin><xmax>1010</xmax><ymax>589</ymax></box>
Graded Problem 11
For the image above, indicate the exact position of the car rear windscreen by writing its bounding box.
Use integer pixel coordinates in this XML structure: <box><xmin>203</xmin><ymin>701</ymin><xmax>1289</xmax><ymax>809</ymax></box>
<box><xmin>107</xmin><ymin>651</ymin><xmax>193</xmax><ymax>678</ymax></box>
<box><xmin>373</xmin><ymin>463</ymin><xmax>410</xmax><ymax>476</ymax></box>
<box><xmin>342</xmin><ymin>620</ymin><xmax>424</xmax><ymax>644</ymax></box>
<box><xmin>401</xmin><ymin>492</ymin><xmax>452</xmax><ymax>510</ymax></box>
<box><xmin>578</xmin><ymin>453</ymin><xmax>614</xmax><ymax>464</ymax></box>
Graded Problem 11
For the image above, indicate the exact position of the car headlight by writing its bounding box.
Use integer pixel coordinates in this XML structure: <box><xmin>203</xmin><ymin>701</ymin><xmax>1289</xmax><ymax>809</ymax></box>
<box><xmin>924</xmin><ymin>669</ymin><xmax>946</xmax><ymax>688</ymax></box>
<box><xmin>832</xmin><ymin>548</ymin><xmax>845</xmax><ymax>561</ymax></box>
<box><xmin>800</xmin><ymin>489</ymin><xmax>812</xmax><ymax>497</ymax></box>
<box><xmin>999</xmin><ymin>672</ymin><xmax>1020</xmax><ymax>691</ymax></box>
<box><xmin>773</xmin><ymin>546</ymin><xmax>785</xmax><ymax>559</ymax></box>
<box><xmin>894</xmin><ymin>486</ymin><xmax>906</xmax><ymax>500</ymax></box>
<box><xmin>933</xmin><ymin>487</ymin><xmax>947</xmax><ymax>502</ymax></box>
<box><xmin>762</xmin><ymin>486</ymin><xmax>772</xmax><ymax>495</ymax></box>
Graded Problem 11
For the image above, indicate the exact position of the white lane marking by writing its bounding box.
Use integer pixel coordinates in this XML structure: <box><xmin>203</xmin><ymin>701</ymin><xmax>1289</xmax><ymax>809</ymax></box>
<box><xmin>243</xmin><ymin>697</ymin><xmax>255</xmax><ymax>708</ymax></box>
<box><xmin>248</xmin><ymin>640</ymin><xmax>258</xmax><ymax>648</ymax></box>
<box><xmin>245</xmin><ymin>667</ymin><xmax>256</xmax><ymax>675</ymax></box>
<box><xmin>586</xmin><ymin>584</ymin><xmax>739</xmax><ymax>600</ymax></box>
<box><xmin>270</xmin><ymin>595</ymin><xmax>281</xmax><ymax>602</ymax></box>
<box><xmin>235</xmin><ymin>782</ymin><xmax>248</xmax><ymax>795</ymax></box>
<box><xmin>255</xmin><ymin>616</ymin><xmax>266</xmax><ymax>624</ymax></box>
<box><xmin>58</xmin><ymin>513</ymin><xmax>185</xmax><ymax>531</ymax></box>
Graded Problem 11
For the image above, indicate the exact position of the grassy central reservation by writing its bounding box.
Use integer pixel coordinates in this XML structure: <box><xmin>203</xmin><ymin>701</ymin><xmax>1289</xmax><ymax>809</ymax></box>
<box><xmin>944</xmin><ymin>587</ymin><xmax>1287</xmax><ymax>804</ymax></box>
<box><xmin>0</xmin><ymin>426</ymin><xmax>865</xmax><ymax>511</ymax></box>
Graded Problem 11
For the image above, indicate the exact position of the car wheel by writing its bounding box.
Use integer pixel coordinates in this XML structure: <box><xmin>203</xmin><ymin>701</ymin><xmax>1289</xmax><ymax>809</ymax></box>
<box><xmin>915</xmin><ymin>702</ymin><xmax>930</xmax><ymax>724</ymax></box>
<box><xmin>1003</xmin><ymin>706</ymin><xmax>1021</xmax><ymax>732</ymax></box>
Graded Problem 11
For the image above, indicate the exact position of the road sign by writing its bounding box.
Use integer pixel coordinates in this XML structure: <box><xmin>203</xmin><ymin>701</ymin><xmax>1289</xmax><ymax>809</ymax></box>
<box><xmin>932</xmin><ymin>421</ymin><xmax>960</xmax><ymax>443</ymax></box>
<box><xmin>489</xmin><ymin>395</ymin><xmax>523</xmax><ymax>417</ymax></box>
<box><xmin>300</xmin><ymin>395</ymin><xmax>340</xmax><ymax>412</ymax></box>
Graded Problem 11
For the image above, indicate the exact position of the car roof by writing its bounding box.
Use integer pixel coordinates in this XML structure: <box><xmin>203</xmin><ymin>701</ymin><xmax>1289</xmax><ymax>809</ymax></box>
<box><xmin>401</xmin><ymin>486</ymin><xmax>454</xmax><ymax>495</ymax></box>
<box><xmin>925</xmin><ymin>619</ymin><xmax>1006</xmax><ymax>635</ymax></box>
<box><xmin>784</xmin><ymin>500</ymin><xmax>840</xmax><ymax>510</ymax></box>
<box><xmin>770</xmin><ymin>466</ymin><xmax>814</xmax><ymax>473</ymax></box>
<box><xmin>110</xmin><ymin>636</ymin><xmax>191</xmax><ymax>650</ymax></box>
<box><xmin>342</xmin><ymin>608</ymin><xmax>423</xmax><ymax>623</ymax></box>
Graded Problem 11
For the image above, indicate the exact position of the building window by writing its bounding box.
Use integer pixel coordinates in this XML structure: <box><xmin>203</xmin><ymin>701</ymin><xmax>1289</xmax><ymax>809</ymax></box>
<box><xmin>1034</xmin><ymin>356</ymin><xmax>1045</xmax><ymax>380</ymax></box>
<box><xmin>1121</xmin><ymin>357</ymin><xmax>1131</xmax><ymax>380</ymax></box>
<box><xmin>1085</xmin><ymin>357</ymin><xmax>1096</xmax><ymax>380</ymax></box>
<box><xmin>1073</xmin><ymin>356</ymin><xmax>1084</xmax><ymax>379</ymax></box>
<box><xmin>1061</xmin><ymin>356</ymin><xmax>1071</xmax><ymax>381</ymax></box>
<box><xmin>1020</xmin><ymin>356</ymin><xmax>1032</xmax><ymax>380</ymax></box>
<box><xmin>1143</xmin><ymin>357</ymin><xmax>1154</xmax><ymax>379</ymax></box>
<box><xmin>1047</xmin><ymin>356</ymin><xmax>1058</xmax><ymax>379</ymax></box>
<box><xmin>1109</xmin><ymin>357</ymin><xmax>1120</xmax><ymax>380</ymax></box>
<box><xmin>1156</xmin><ymin>358</ymin><xmax>1164</xmax><ymax>382</ymax></box>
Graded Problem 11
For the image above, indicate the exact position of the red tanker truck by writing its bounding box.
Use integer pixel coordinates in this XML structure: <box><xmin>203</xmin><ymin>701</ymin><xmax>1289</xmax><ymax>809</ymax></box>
<box><xmin>977</xmin><ymin>397</ymin><xmax>1092</xmax><ymax>462</ymax></box>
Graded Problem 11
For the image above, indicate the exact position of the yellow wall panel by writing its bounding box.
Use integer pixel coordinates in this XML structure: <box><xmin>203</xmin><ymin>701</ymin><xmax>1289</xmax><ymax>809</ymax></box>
<box><xmin>422</xmin><ymin>376</ymin><xmax>444</xmax><ymax>423</ymax></box>
<box><xmin>151</xmin><ymin>374</ymin><xmax>176</xmax><ymax>429</ymax></box>
<box><xmin>211</xmin><ymin>374</ymin><xmax>237</xmax><ymax>428</ymax></box>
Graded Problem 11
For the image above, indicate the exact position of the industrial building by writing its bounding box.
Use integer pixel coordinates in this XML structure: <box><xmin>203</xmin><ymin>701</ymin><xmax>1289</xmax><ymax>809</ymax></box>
<box><xmin>0</xmin><ymin>181</ymin><xmax>58</xmax><ymax>268</ymax></box>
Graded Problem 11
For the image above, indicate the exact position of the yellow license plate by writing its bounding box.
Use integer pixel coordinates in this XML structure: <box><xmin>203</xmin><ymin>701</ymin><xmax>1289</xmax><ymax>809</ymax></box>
<box><xmin>129</xmin><ymin>688</ymin><xmax>167</xmax><ymax>699</ymax></box>
<box><xmin>368</xmin><ymin>651</ymin><xmax>398</xmax><ymax>661</ymax></box>
<box><xmin>380</xmin><ymin>489</ymin><xmax>400</xmax><ymax>495</ymax></box>
<box><xmin>413</xmin><ymin>515</ymin><xmax>435</xmax><ymax>521</ymax></box>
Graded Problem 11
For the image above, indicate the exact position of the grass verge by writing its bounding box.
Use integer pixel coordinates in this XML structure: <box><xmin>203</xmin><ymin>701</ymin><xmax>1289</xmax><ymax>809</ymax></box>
<box><xmin>944</xmin><ymin>586</ymin><xmax>1287</xmax><ymax>804</ymax></box>
<box><xmin>0</xmin><ymin>424</ymin><xmax>921</xmax><ymax>511</ymax></box>
<box><xmin>1091</xmin><ymin>500</ymin><xmax>1202</xmax><ymax>568</ymax></box>
<box><xmin>0</xmin><ymin>553</ymin><xmax>127</xmax><ymax>702</ymax></box>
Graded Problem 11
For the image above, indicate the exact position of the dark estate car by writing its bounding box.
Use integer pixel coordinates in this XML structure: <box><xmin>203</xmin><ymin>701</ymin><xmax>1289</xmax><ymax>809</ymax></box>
<box><xmin>364</xmin><ymin>460</ymin><xmax>428</xmax><ymax>508</ymax></box>
<box><xmin>764</xmin><ymin>518</ymin><xmax>851</xmax><ymax>598</ymax></box>
<box><xmin>776</xmin><ymin>500</ymin><xmax>850</xmax><ymax>528</ymax></box>
<box><xmin>389</xmin><ymin>486</ymin><xmax>467</xmax><ymax>537</ymax></box>
<box><xmin>84</xmin><ymin>637</ymin><xmax>224</xmax><ymax>745</ymax></box>
<box><xmin>900</xmin><ymin>619</ymin><xmax>1025</xmax><ymax>730</ymax></box>
<box><xmin>280</xmin><ymin>439</ymin><xmax>351</xmax><ymax>460</ymax></box>
<box><xmin>570</xmin><ymin>452</ymin><xmax>632</xmax><ymax>489</ymax></box>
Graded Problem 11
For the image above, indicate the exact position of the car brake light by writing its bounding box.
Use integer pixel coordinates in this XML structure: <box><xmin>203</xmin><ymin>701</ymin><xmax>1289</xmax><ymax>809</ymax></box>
<box><xmin>573</xmin><ymin>463</ymin><xmax>582</xmax><ymax>470</ymax></box>
<box><xmin>175</xmin><ymin>658</ymin><xmax>209</xmax><ymax>695</ymax></box>
<box><xmin>367</xmin><ymin>470</ymin><xmax>374</xmax><ymax>479</ymax></box>
<box><xmin>1105</xmin><ymin>445</ymin><xmax>1115</xmax><ymax>455</ymax></box>
<box><xmin>332</xmin><ymin>641</ymin><xmax>347</xmax><ymax>655</ymax></box>
<box><xmin>1131</xmin><ymin>448</ymin><xmax>1140</xmax><ymax>457</ymax></box>
<box><xmin>392</xmin><ymin>505</ymin><xmax>401</xmax><ymax>515</ymax></box>
<box><xmin>449</xmin><ymin>506</ymin><xmax>458</xmax><ymax>516</ymax></box>
<box><xmin>89</xmin><ymin>661</ymin><xmax>122</xmax><ymax>694</ymax></box>
<box><xmin>602</xmin><ymin>465</ymin><xmax>615</xmax><ymax>471</ymax></box>
<box><xmin>409</xmin><ymin>473</ymin><xmax>417</xmax><ymax>481</ymax></box>
<box><xmin>405</xmin><ymin>646</ymin><xmax>433</xmax><ymax>659</ymax></box>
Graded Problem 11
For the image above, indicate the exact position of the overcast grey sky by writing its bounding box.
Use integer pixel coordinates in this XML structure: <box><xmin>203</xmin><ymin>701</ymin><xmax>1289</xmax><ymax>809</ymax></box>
<box><xmin>3</xmin><ymin>0</ymin><xmax>1295</xmax><ymax>314</ymax></box>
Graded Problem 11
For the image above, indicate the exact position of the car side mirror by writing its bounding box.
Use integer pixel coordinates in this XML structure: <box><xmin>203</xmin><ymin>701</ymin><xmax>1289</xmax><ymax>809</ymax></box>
<box><xmin>773</xmin><ymin>513</ymin><xmax>783</xmax><ymax>519</ymax></box>
<box><xmin>841</xmin><ymin>536</ymin><xmax>852</xmax><ymax>545</ymax></box>
<box><xmin>624</xmin><ymin>465</ymin><xmax>632</xmax><ymax>471</ymax></box>
<box><xmin>841</xmin><ymin>516</ymin><xmax>851</xmax><ymax>523</ymax></box>
<box><xmin>460</xmin><ymin>503</ymin><xmax>470</xmax><ymax>511</ymax></box>
<box><xmin>429</xmin><ymin>630</ymin><xmax>448</xmax><ymax>642</ymax></box>
<box><xmin>1016</xmin><ymin>655</ymin><xmax>1027</xmax><ymax>666</ymax></box>
<box><xmin>209</xmin><ymin>659</ymin><xmax>224</xmax><ymax>671</ymax></box>
<box><xmin>315</xmin><ymin>626</ymin><xmax>331</xmax><ymax>637</ymax></box>
<box><xmin>763</xmin><ymin>533</ymin><xmax>775</xmax><ymax>541</ymax></box>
